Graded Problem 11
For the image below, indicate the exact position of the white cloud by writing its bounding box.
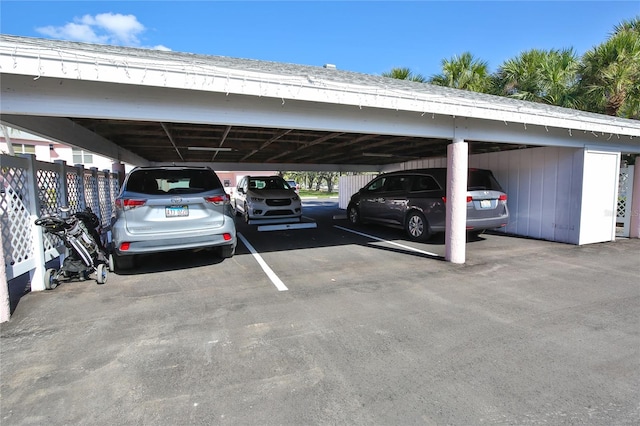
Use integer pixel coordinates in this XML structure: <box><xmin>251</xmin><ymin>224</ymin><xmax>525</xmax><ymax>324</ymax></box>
<box><xmin>37</xmin><ymin>22</ymin><xmax>107</xmax><ymax>44</ymax></box>
<box><xmin>36</xmin><ymin>13</ymin><xmax>170</xmax><ymax>50</ymax></box>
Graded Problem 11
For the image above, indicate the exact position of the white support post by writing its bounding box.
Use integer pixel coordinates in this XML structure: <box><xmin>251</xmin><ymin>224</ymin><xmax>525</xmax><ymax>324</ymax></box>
<box><xmin>54</xmin><ymin>160</ymin><xmax>68</xmax><ymax>208</ymax></box>
<box><xmin>445</xmin><ymin>138</ymin><xmax>468</xmax><ymax>264</ymax></box>
<box><xmin>0</xmin><ymin>222</ymin><xmax>10</xmax><ymax>322</ymax></box>
<box><xmin>630</xmin><ymin>160</ymin><xmax>640</xmax><ymax>238</ymax></box>
<box><xmin>25</xmin><ymin>154</ymin><xmax>46</xmax><ymax>291</ymax></box>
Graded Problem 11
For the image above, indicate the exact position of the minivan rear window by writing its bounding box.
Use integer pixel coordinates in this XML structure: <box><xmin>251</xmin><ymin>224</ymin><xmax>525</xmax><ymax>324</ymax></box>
<box><xmin>411</xmin><ymin>175</ymin><xmax>440</xmax><ymax>191</ymax></box>
<box><xmin>468</xmin><ymin>170</ymin><xmax>504</xmax><ymax>191</ymax></box>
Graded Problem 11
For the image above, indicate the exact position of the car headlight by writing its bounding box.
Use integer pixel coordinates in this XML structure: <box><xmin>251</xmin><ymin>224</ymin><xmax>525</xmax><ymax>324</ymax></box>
<box><xmin>250</xmin><ymin>197</ymin><xmax>265</xmax><ymax>202</ymax></box>
<box><xmin>292</xmin><ymin>195</ymin><xmax>300</xmax><ymax>201</ymax></box>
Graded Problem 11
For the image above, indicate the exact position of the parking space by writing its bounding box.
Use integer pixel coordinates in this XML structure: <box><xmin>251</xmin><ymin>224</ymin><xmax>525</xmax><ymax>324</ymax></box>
<box><xmin>1</xmin><ymin>200</ymin><xmax>639</xmax><ymax>425</ymax></box>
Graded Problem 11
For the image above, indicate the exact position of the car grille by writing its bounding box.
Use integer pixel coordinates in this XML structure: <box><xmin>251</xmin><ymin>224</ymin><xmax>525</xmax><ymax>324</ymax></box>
<box><xmin>264</xmin><ymin>210</ymin><xmax>295</xmax><ymax>216</ymax></box>
<box><xmin>266</xmin><ymin>198</ymin><xmax>292</xmax><ymax>207</ymax></box>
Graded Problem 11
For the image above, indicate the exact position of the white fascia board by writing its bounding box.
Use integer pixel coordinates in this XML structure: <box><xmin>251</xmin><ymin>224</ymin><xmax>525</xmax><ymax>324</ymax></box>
<box><xmin>0</xmin><ymin>73</ymin><xmax>456</xmax><ymax>141</ymax></box>
<box><xmin>3</xmin><ymin>38</ymin><xmax>640</xmax><ymax>139</ymax></box>
<box><xmin>461</xmin><ymin>117</ymin><xmax>640</xmax><ymax>153</ymax></box>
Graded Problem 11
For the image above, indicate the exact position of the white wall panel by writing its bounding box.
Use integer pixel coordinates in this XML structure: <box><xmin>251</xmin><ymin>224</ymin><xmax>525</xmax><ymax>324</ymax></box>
<box><xmin>541</xmin><ymin>148</ymin><xmax>559</xmax><ymax>241</ymax></box>
<box><xmin>468</xmin><ymin>146</ymin><xmax>584</xmax><ymax>244</ymax></box>
<box><xmin>384</xmin><ymin>157</ymin><xmax>446</xmax><ymax>172</ymax></box>
<box><xmin>338</xmin><ymin>174</ymin><xmax>376</xmax><ymax>209</ymax></box>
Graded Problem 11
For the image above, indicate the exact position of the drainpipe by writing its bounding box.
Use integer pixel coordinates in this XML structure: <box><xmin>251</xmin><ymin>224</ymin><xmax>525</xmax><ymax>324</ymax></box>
<box><xmin>630</xmin><ymin>158</ymin><xmax>640</xmax><ymax>238</ymax></box>
<box><xmin>445</xmin><ymin>138</ymin><xmax>468</xmax><ymax>264</ymax></box>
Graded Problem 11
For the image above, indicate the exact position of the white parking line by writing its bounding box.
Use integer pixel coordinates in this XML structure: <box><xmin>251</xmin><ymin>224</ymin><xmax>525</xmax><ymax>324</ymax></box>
<box><xmin>237</xmin><ymin>233</ymin><xmax>288</xmax><ymax>291</ymax></box>
<box><xmin>333</xmin><ymin>225</ymin><xmax>440</xmax><ymax>257</ymax></box>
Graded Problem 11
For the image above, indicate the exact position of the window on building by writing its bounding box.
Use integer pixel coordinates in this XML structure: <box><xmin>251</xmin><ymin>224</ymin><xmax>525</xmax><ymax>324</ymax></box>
<box><xmin>72</xmin><ymin>149</ymin><xmax>94</xmax><ymax>165</ymax></box>
<box><xmin>15</xmin><ymin>144</ymin><xmax>36</xmax><ymax>154</ymax></box>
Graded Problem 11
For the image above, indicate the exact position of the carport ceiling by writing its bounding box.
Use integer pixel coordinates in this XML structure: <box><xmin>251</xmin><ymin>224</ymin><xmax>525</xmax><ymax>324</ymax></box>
<box><xmin>69</xmin><ymin>118</ymin><xmax>525</xmax><ymax>166</ymax></box>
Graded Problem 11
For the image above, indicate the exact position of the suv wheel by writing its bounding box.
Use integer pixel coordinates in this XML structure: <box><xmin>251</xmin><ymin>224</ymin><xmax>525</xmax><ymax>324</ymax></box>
<box><xmin>114</xmin><ymin>252</ymin><xmax>135</xmax><ymax>270</ymax></box>
<box><xmin>217</xmin><ymin>244</ymin><xmax>235</xmax><ymax>259</ymax></box>
<box><xmin>243</xmin><ymin>203</ymin><xmax>250</xmax><ymax>223</ymax></box>
<box><xmin>347</xmin><ymin>204</ymin><xmax>361</xmax><ymax>224</ymax></box>
<box><xmin>406</xmin><ymin>211</ymin><xmax>430</xmax><ymax>241</ymax></box>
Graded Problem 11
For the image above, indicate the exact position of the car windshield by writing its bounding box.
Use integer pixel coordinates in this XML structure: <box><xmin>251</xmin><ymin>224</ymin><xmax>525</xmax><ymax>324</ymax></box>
<box><xmin>249</xmin><ymin>177</ymin><xmax>290</xmax><ymax>190</ymax></box>
<box><xmin>125</xmin><ymin>169</ymin><xmax>221</xmax><ymax>195</ymax></box>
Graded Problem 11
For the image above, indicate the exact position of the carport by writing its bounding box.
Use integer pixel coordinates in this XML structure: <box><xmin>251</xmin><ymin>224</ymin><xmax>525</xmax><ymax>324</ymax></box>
<box><xmin>1</xmin><ymin>34</ymin><xmax>640</xmax><ymax>268</ymax></box>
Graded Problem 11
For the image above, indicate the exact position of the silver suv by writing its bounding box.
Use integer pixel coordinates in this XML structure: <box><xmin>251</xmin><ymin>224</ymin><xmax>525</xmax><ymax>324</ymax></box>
<box><xmin>111</xmin><ymin>166</ymin><xmax>236</xmax><ymax>269</ymax></box>
<box><xmin>232</xmin><ymin>175</ymin><xmax>302</xmax><ymax>224</ymax></box>
<box><xmin>347</xmin><ymin>168</ymin><xmax>509</xmax><ymax>241</ymax></box>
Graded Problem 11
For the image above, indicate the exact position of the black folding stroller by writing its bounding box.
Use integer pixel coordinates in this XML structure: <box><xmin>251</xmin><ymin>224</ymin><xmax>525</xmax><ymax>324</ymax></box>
<box><xmin>35</xmin><ymin>207</ymin><xmax>109</xmax><ymax>289</ymax></box>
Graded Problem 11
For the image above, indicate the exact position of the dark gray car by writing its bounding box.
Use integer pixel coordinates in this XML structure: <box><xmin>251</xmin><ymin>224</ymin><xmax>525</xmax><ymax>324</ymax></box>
<box><xmin>110</xmin><ymin>166</ymin><xmax>237</xmax><ymax>270</ymax></box>
<box><xmin>347</xmin><ymin>168</ymin><xmax>509</xmax><ymax>241</ymax></box>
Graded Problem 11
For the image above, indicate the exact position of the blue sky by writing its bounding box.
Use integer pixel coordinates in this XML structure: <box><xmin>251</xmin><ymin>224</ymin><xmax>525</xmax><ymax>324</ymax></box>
<box><xmin>1</xmin><ymin>1</ymin><xmax>638</xmax><ymax>77</ymax></box>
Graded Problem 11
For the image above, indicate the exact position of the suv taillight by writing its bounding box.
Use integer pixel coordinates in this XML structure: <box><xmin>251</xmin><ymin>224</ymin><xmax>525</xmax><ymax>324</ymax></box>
<box><xmin>205</xmin><ymin>194</ymin><xmax>230</xmax><ymax>205</ymax></box>
<box><xmin>499</xmin><ymin>194</ymin><xmax>508</xmax><ymax>203</ymax></box>
<box><xmin>115</xmin><ymin>198</ymin><xmax>147</xmax><ymax>210</ymax></box>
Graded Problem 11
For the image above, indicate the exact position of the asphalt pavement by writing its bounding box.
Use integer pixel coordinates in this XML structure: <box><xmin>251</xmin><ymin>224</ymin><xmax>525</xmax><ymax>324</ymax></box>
<box><xmin>1</xmin><ymin>200</ymin><xmax>639</xmax><ymax>425</ymax></box>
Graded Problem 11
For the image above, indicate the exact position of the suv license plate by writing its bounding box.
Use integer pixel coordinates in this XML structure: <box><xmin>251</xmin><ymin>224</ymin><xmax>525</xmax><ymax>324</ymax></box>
<box><xmin>166</xmin><ymin>205</ymin><xmax>189</xmax><ymax>217</ymax></box>
<box><xmin>480</xmin><ymin>200</ymin><xmax>491</xmax><ymax>208</ymax></box>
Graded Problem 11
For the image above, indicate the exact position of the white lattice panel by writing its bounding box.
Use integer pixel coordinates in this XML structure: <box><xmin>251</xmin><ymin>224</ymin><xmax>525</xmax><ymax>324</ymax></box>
<box><xmin>617</xmin><ymin>166</ymin><xmax>634</xmax><ymax>237</ymax></box>
<box><xmin>66</xmin><ymin>171</ymin><xmax>82</xmax><ymax>213</ymax></box>
<box><xmin>37</xmin><ymin>169</ymin><xmax>62</xmax><ymax>216</ymax></box>
<box><xmin>84</xmin><ymin>173</ymin><xmax>99</xmax><ymax>214</ymax></box>
<box><xmin>3</xmin><ymin>186</ymin><xmax>34</xmax><ymax>264</ymax></box>
<box><xmin>1</xmin><ymin>167</ymin><xmax>33</xmax><ymax>268</ymax></box>
<box><xmin>1</xmin><ymin>154</ymin><xmax>121</xmax><ymax>284</ymax></box>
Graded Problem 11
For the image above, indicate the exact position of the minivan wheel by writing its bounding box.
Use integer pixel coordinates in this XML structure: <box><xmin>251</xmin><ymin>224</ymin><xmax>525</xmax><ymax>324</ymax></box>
<box><xmin>406</xmin><ymin>211</ymin><xmax>430</xmax><ymax>241</ymax></box>
<box><xmin>347</xmin><ymin>204</ymin><xmax>361</xmax><ymax>224</ymax></box>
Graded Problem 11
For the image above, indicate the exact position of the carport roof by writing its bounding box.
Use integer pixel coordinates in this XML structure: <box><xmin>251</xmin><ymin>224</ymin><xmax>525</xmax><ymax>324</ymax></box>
<box><xmin>1</xmin><ymin>34</ymin><xmax>639</xmax><ymax>170</ymax></box>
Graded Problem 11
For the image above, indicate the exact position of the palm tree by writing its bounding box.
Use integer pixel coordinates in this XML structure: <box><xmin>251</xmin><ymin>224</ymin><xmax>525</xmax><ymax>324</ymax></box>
<box><xmin>579</xmin><ymin>17</ymin><xmax>640</xmax><ymax>118</ymax></box>
<box><xmin>429</xmin><ymin>52</ymin><xmax>492</xmax><ymax>93</ymax></box>
<box><xmin>381</xmin><ymin>67</ymin><xmax>426</xmax><ymax>83</ymax></box>
<box><xmin>494</xmin><ymin>48</ymin><xmax>582</xmax><ymax>109</ymax></box>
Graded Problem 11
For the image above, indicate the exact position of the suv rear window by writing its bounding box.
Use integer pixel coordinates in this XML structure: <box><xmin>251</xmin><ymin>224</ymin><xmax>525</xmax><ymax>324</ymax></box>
<box><xmin>126</xmin><ymin>169</ymin><xmax>222</xmax><ymax>195</ymax></box>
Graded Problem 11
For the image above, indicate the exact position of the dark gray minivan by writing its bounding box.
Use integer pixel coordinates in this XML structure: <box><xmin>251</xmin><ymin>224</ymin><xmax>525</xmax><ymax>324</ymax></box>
<box><xmin>347</xmin><ymin>168</ymin><xmax>509</xmax><ymax>241</ymax></box>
